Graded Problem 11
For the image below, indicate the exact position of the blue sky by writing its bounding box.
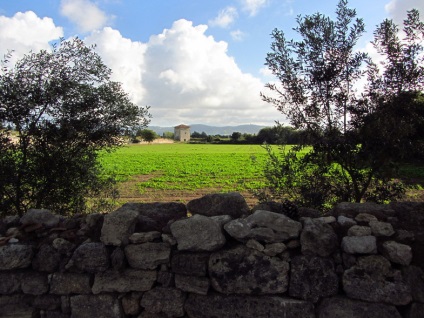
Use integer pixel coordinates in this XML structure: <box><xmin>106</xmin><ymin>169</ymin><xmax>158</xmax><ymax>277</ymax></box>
<box><xmin>0</xmin><ymin>0</ymin><xmax>422</xmax><ymax>126</ymax></box>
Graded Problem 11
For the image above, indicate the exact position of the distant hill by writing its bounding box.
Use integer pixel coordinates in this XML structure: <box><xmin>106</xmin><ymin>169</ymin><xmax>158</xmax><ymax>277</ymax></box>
<box><xmin>149</xmin><ymin>124</ymin><xmax>269</xmax><ymax>136</ymax></box>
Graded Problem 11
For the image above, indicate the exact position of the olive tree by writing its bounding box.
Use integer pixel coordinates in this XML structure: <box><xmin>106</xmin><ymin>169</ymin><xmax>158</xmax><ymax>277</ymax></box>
<box><xmin>261</xmin><ymin>1</ymin><xmax>423</xmax><ymax>208</ymax></box>
<box><xmin>0</xmin><ymin>38</ymin><xmax>150</xmax><ymax>216</ymax></box>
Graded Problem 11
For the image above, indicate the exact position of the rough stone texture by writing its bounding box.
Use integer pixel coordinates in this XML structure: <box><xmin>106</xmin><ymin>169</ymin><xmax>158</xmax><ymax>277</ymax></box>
<box><xmin>140</xmin><ymin>287</ymin><xmax>186</xmax><ymax>318</ymax></box>
<box><xmin>66</xmin><ymin>242</ymin><xmax>109</xmax><ymax>273</ymax></box>
<box><xmin>100</xmin><ymin>206</ymin><xmax>139</xmax><ymax>246</ymax></box>
<box><xmin>403</xmin><ymin>265</ymin><xmax>424</xmax><ymax>302</ymax></box>
<box><xmin>209</xmin><ymin>245</ymin><xmax>289</xmax><ymax>294</ymax></box>
<box><xmin>187</xmin><ymin>192</ymin><xmax>249</xmax><ymax>218</ymax></box>
<box><xmin>125</xmin><ymin>243</ymin><xmax>171</xmax><ymax>269</ymax></box>
<box><xmin>343</xmin><ymin>256</ymin><xmax>412</xmax><ymax>305</ymax></box>
<box><xmin>289</xmin><ymin>255</ymin><xmax>339</xmax><ymax>303</ymax></box>
<box><xmin>347</xmin><ymin>225</ymin><xmax>372</xmax><ymax>237</ymax></box>
<box><xmin>0</xmin><ymin>294</ymin><xmax>35</xmax><ymax>318</ymax></box>
<box><xmin>110</xmin><ymin>247</ymin><xmax>126</xmax><ymax>270</ymax></box>
<box><xmin>224</xmin><ymin>210</ymin><xmax>302</xmax><ymax>243</ymax></box>
<box><xmin>122</xmin><ymin>292</ymin><xmax>143</xmax><ymax>316</ymax></box>
<box><xmin>382</xmin><ymin>241</ymin><xmax>413</xmax><ymax>265</ymax></box>
<box><xmin>92</xmin><ymin>269</ymin><xmax>157</xmax><ymax>293</ymax></box>
<box><xmin>32</xmin><ymin>244</ymin><xmax>61</xmax><ymax>272</ymax></box>
<box><xmin>301</xmin><ymin>218</ymin><xmax>338</xmax><ymax>257</ymax></box>
<box><xmin>0</xmin><ymin>271</ymin><xmax>23</xmax><ymax>294</ymax></box>
<box><xmin>355</xmin><ymin>213</ymin><xmax>378</xmax><ymax>223</ymax></box>
<box><xmin>317</xmin><ymin>296</ymin><xmax>401</xmax><ymax>318</ymax></box>
<box><xmin>171</xmin><ymin>252</ymin><xmax>209</xmax><ymax>276</ymax></box>
<box><xmin>246</xmin><ymin>239</ymin><xmax>265</xmax><ymax>251</ymax></box>
<box><xmin>33</xmin><ymin>294</ymin><xmax>61</xmax><ymax>311</ymax></box>
<box><xmin>369</xmin><ymin>221</ymin><xmax>395</xmax><ymax>237</ymax></box>
<box><xmin>174</xmin><ymin>274</ymin><xmax>209</xmax><ymax>295</ymax></box>
<box><xmin>20</xmin><ymin>209</ymin><xmax>60</xmax><ymax>228</ymax></box>
<box><xmin>129</xmin><ymin>231</ymin><xmax>161</xmax><ymax>243</ymax></box>
<box><xmin>407</xmin><ymin>302</ymin><xmax>424</xmax><ymax>318</ymax></box>
<box><xmin>70</xmin><ymin>294</ymin><xmax>122</xmax><ymax>318</ymax></box>
<box><xmin>0</xmin><ymin>244</ymin><xmax>34</xmax><ymax>270</ymax></box>
<box><xmin>263</xmin><ymin>242</ymin><xmax>286</xmax><ymax>256</ymax></box>
<box><xmin>337</xmin><ymin>216</ymin><xmax>357</xmax><ymax>227</ymax></box>
<box><xmin>21</xmin><ymin>271</ymin><xmax>49</xmax><ymax>295</ymax></box>
<box><xmin>52</xmin><ymin>238</ymin><xmax>75</xmax><ymax>254</ymax></box>
<box><xmin>210</xmin><ymin>215</ymin><xmax>233</xmax><ymax>228</ymax></box>
<box><xmin>341</xmin><ymin>236</ymin><xmax>377</xmax><ymax>254</ymax></box>
<box><xmin>185</xmin><ymin>294</ymin><xmax>315</xmax><ymax>318</ymax></box>
<box><xmin>122</xmin><ymin>202</ymin><xmax>187</xmax><ymax>232</ymax></box>
<box><xmin>170</xmin><ymin>214</ymin><xmax>226</xmax><ymax>252</ymax></box>
<box><xmin>50</xmin><ymin>273</ymin><xmax>91</xmax><ymax>295</ymax></box>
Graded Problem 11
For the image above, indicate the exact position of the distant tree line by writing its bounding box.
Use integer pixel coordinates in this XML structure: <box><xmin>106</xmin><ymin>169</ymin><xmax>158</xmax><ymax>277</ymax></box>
<box><xmin>189</xmin><ymin>126</ymin><xmax>304</xmax><ymax>144</ymax></box>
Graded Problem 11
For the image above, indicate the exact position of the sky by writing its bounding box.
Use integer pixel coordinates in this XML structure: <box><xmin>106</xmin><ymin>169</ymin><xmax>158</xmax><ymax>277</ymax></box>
<box><xmin>0</xmin><ymin>0</ymin><xmax>423</xmax><ymax>127</ymax></box>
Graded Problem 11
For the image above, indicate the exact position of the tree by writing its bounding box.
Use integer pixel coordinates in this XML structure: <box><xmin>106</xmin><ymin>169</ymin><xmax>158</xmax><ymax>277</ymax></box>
<box><xmin>138</xmin><ymin>129</ymin><xmax>157</xmax><ymax>143</ymax></box>
<box><xmin>261</xmin><ymin>0</ymin><xmax>422</xmax><ymax>208</ymax></box>
<box><xmin>162</xmin><ymin>131</ymin><xmax>174</xmax><ymax>139</ymax></box>
<box><xmin>230</xmin><ymin>132</ymin><xmax>242</xmax><ymax>142</ymax></box>
<box><xmin>0</xmin><ymin>38</ymin><xmax>150</xmax><ymax>216</ymax></box>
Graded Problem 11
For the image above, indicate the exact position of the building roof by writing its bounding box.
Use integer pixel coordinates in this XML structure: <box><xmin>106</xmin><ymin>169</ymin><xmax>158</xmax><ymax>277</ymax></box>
<box><xmin>174</xmin><ymin>124</ymin><xmax>190</xmax><ymax>129</ymax></box>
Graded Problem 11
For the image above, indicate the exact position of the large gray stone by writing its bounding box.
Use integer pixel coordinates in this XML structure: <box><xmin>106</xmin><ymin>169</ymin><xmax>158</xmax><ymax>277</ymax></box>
<box><xmin>185</xmin><ymin>294</ymin><xmax>315</xmax><ymax>318</ymax></box>
<box><xmin>92</xmin><ymin>269</ymin><xmax>157</xmax><ymax>293</ymax></box>
<box><xmin>0</xmin><ymin>271</ymin><xmax>23</xmax><ymax>294</ymax></box>
<box><xmin>341</xmin><ymin>236</ymin><xmax>377</xmax><ymax>254</ymax></box>
<box><xmin>175</xmin><ymin>274</ymin><xmax>209</xmax><ymax>295</ymax></box>
<box><xmin>301</xmin><ymin>218</ymin><xmax>338</xmax><ymax>257</ymax></box>
<box><xmin>209</xmin><ymin>244</ymin><xmax>289</xmax><ymax>294</ymax></box>
<box><xmin>100</xmin><ymin>206</ymin><xmax>139</xmax><ymax>246</ymax></box>
<box><xmin>333</xmin><ymin>202</ymin><xmax>395</xmax><ymax>219</ymax></box>
<box><xmin>67</xmin><ymin>242</ymin><xmax>110</xmax><ymax>273</ymax></box>
<box><xmin>317</xmin><ymin>296</ymin><xmax>401</xmax><ymax>318</ymax></box>
<box><xmin>70</xmin><ymin>294</ymin><xmax>122</xmax><ymax>318</ymax></box>
<box><xmin>369</xmin><ymin>220</ymin><xmax>395</xmax><ymax>237</ymax></box>
<box><xmin>343</xmin><ymin>256</ymin><xmax>412</xmax><ymax>305</ymax></box>
<box><xmin>20</xmin><ymin>209</ymin><xmax>60</xmax><ymax>228</ymax></box>
<box><xmin>224</xmin><ymin>210</ymin><xmax>302</xmax><ymax>243</ymax></box>
<box><xmin>382</xmin><ymin>241</ymin><xmax>412</xmax><ymax>265</ymax></box>
<box><xmin>140</xmin><ymin>287</ymin><xmax>186</xmax><ymax>318</ymax></box>
<box><xmin>0</xmin><ymin>244</ymin><xmax>33</xmax><ymax>270</ymax></box>
<box><xmin>171</xmin><ymin>252</ymin><xmax>209</xmax><ymax>276</ymax></box>
<box><xmin>347</xmin><ymin>225</ymin><xmax>372</xmax><ymax>237</ymax></box>
<box><xmin>32</xmin><ymin>244</ymin><xmax>61</xmax><ymax>272</ymax></box>
<box><xmin>125</xmin><ymin>242</ymin><xmax>171</xmax><ymax>269</ymax></box>
<box><xmin>50</xmin><ymin>273</ymin><xmax>91</xmax><ymax>295</ymax></box>
<box><xmin>21</xmin><ymin>271</ymin><xmax>48</xmax><ymax>295</ymax></box>
<box><xmin>187</xmin><ymin>192</ymin><xmax>249</xmax><ymax>218</ymax></box>
<box><xmin>289</xmin><ymin>255</ymin><xmax>339</xmax><ymax>303</ymax></box>
<box><xmin>170</xmin><ymin>214</ymin><xmax>226</xmax><ymax>252</ymax></box>
<box><xmin>123</xmin><ymin>202</ymin><xmax>187</xmax><ymax>232</ymax></box>
<box><xmin>403</xmin><ymin>265</ymin><xmax>424</xmax><ymax>302</ymax></box>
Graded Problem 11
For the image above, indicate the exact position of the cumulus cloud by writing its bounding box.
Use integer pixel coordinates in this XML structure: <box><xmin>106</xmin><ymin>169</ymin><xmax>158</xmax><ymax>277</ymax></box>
<box><xmin>240</xmin><ymin>0</ymin><xmax>269</xmax><ymax>16</ymax></box>
<box><xmin>209</xmin><ymin>6</ymin><xmax>238</xmax><ymax>28</ymax></box>
<box><xmin>139</xmin><ymin>19</ymin><xmax>275</xmax><ymax>126</ymax></box>
<box><xmin>60</xmin><ymin>0</ymin><xmax>110</xmax><ymax>33</ymax></box>
<box><xmin>385</xmin><ymin>0</ymin><xmax>424</xmax><ymax>24</ymax></box>
<box><xmin>230</xmin><ymin>29</ymin><xmax>245</xmax><ymax>41</ymax></box>
<box><xmin>85</xmin><ymin>27</ymin><xmax>147</xmax><ymax>105</ymax></box>
<box><xmin>0</xmin><ymin>11</ymin><xmax>63</xmax><ymax>63</ymax></box>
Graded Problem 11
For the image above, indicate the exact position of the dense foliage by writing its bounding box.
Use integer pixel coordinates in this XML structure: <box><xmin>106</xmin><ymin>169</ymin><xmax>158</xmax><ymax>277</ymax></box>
<box><xmin>261</xmin><ymin>0</ymin><xmax>423</xmax><ymax>209</ymax></box>
<box><xmin>0</xmin><ymin>38</ymin><xmax>150</xmax><ymax>216</ymax></box>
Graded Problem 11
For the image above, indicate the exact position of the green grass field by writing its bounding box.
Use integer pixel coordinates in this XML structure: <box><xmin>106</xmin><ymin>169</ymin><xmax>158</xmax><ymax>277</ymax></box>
<box><xmin>99</xmin><ymin>143</ymin><xmax>270</xmax><ymax>195</ymax></box>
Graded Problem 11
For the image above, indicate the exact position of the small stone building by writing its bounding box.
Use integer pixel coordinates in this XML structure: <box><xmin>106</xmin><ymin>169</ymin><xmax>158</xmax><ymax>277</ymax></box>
<box><xmin>174</xmin><ymin>124</ymin><xmax>190</xmax><ymax>142</ymax></box>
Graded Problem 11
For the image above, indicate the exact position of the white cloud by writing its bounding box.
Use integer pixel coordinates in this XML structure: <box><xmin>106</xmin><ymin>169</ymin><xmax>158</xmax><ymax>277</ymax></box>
<box><xmin>0</xmin><ymin>11</ymin><xmax>63</xmax><ymax>63</ymax></box>
<box><xmin>209</xmin><ymin>6</ymin><xmax>238</xmax><ymax>28</ymax></box>
<box><xmin>240</xmin><ymin>0</ymin><xmax>269</xmax><ymax>16</ymax></box>
<box><xmin>140</xmin><ymin>19</ymin><xmax>276</xmax><ymax>126</ymax></box>
<box><xmin>230</xmin><ymin>29</ymin><xmax>245</xmax><ymax>41</ymax></box>
<box><xmin>385</xmin><ymin>0</ymin><xmax>424</xmax><ymax>24</ymax></box>
<box><xmin>84</xmin><ymin>27</ymin><xmax>147</xmax><ymax>105</ymax></box>
<box><xmin>60</xmin><ymin>0</ymin><xmax>110</xmax><ymax>33</ymax></box>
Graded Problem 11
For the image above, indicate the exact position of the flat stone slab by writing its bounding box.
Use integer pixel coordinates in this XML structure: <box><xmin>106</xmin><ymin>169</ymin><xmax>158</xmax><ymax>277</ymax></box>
<box><xmin>92</xmin><ymin>269</ymin><xmax>157</xmax><ymax>294</ymax></box>
<box><xmin>342</xmin><ymin>236</ymin><xmax>377</xmax><ymax>254</ymax></box>
<box><xmin>185</xmin><ymin>294</ymin><xmax>315</xmax><ymax>318</ymax></box>
<box><xmin>187</xmin><ymin>192</ymin><xmax>249</xmax><ymax>218</ymax></box>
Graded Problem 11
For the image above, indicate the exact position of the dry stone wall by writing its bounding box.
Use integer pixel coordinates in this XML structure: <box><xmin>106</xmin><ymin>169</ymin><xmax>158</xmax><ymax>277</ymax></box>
<box><xmin>1</xmin><ymin>192</ymin><xmax>424</xmax><ymax>318</ymax></box>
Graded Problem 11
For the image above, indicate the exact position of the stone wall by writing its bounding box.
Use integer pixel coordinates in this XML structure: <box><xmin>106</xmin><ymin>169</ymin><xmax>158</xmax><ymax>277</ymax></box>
<box><xmin>1</xmin><ymin>192</ymin><xmax>424</xmax><ymax>318</ymax></box>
